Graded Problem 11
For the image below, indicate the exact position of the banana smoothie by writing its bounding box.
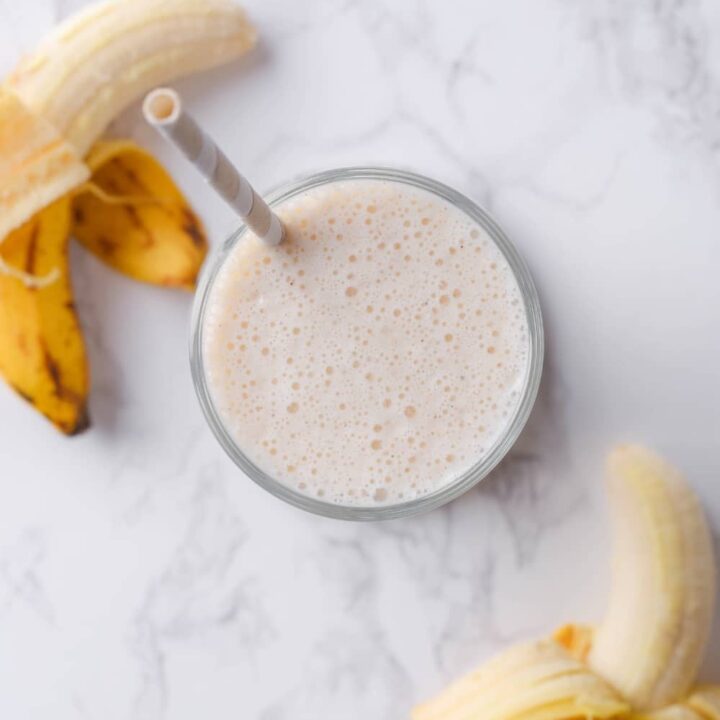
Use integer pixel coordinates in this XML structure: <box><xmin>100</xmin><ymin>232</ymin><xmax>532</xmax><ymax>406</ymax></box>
<box><xmin>200</xmin><ymin>176</ymin><xmax>531</xmax><ymax>506</ymax></box>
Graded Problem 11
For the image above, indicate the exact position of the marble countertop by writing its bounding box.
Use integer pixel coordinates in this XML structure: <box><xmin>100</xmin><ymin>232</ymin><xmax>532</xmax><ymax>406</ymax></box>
<box><xmin>1</xmin><ymin>0</ymin><xmax>719</xmax><ymax>718</ymax></box>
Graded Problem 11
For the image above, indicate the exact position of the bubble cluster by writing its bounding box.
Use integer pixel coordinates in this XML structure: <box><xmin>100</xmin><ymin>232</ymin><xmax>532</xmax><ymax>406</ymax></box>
<box><xmin>202</xmin><ymin>179</ymin><xmax>530</xmax><ymax>506</ymax></box>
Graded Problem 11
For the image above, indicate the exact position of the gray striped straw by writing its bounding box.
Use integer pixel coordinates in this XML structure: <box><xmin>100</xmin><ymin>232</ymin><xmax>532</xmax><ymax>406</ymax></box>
<box><xmin>142</xmin><ymin>87</ymin><xmax>284</xmax><ymax>246</ymax></box>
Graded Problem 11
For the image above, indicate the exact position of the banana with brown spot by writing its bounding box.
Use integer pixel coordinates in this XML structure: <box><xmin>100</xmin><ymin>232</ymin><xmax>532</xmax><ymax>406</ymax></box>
<box><xmin>0</xmin><ymin>199</ymin><xmax>89</xmax><ymax>433</ymax></box>
<box><xmin>73</xmin><ymin>140</ymin><xmax>208</xmax><ymax>290</ymax></box>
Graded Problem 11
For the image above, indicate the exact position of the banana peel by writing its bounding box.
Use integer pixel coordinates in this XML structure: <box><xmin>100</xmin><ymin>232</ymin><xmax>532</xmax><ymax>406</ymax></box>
<box><xmin>0</xmin><ymin>0</ymin><xmax>255</xmax><ymax>433</ymax></box>
<box><xmin>0</xmin><ymin>138</ymin><xmax>207</xmax><ymax>433</ymax></box>
<box><xmin>0</xmin><ymin>198</ymin><xmax>89</xmax><ymax>434</ymax></box>
<box><xmin>74</xmin><ymin>140</ymin><xmax>207</xmax><ymax>290</ymax></box>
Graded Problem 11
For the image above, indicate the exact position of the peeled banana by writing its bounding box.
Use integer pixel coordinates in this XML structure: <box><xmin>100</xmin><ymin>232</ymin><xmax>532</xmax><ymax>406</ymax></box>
<box><xmin>588</xmin><ymin>445</ymin><xmax>716</xmax><ymax>711</ymax></box>
<box><xmin>7</xmin><ymin>0</ymin><xmax>256</xmax><ymax>155</ymax></box>
<box><xmin>0</xmin><ymin>0</ymin><xmax>255</xmax><ymax>432</ymax></box>
<box><xmin>632</xmin><ymin>688</ymin><xmax>720</xmax><ymax>720</ymax></box>
<box><xmin>635</xmin><ymin>707</ymin><xmax>704</xmax><ymax>720</ymax></box>
<box><xmin>412</xmin><ymin>639</ymin><xmax>629</xmax><ymax>720</ymax></box>
<box><xmin>686</xmin><ymin>687</ymin><xmax>720</xmax><ymax>719</ymax></box>
<box><xmin>2</xmin><ymin>0</ymin><xmax>254</xmax><ymax>239</ymax></box>
<box><xmin>0</xmin><ymin>86</ymin><xmax>88</xmax><ymax>241</ymax></box>
<box><xmin>413</xmin><ymin>446</ymin><xmax>718</xmax><ymax>720</ymax></box>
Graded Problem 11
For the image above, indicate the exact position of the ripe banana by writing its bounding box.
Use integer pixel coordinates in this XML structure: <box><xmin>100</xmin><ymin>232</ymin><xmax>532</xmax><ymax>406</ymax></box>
<box><xmin>414</xmin><ymin>446</ymin><xmax>717</xmax><ymax>720</ymax></box>
<box><xmin>634</xmin><ymin>707</ymin><xmax>703</xmax><ymax>720</ymax></box>
<box><xmin>6</xmin><ymin>0</ymin><xmax>255</xmax><ymax>158</ymax></box>
<box><xmin>412</xmin><ymin>639</ymin><xmax>629</xmax><ymax>720</ymax></box>
<box><xmin>588</xmin><ymin>445</ymin><xmax>716</xmax><ymax>711</ymax></box>
<box><xmin>632</xmin><ymin>687</ymin><xmax>720</xmax><ymax>720</ymax></box>
<box><xmin>0</xmin><ymin>199</ymin><xmax>89</xmax><ymax>434</ymax></box>
<box><xmin>687</xmin><ymin>687</ymin><xmax>720</xmax><ymax>719</ymax></box>
<box><xmin>0</xmin><ymin>86</ymin><xmax>88</xmax><ymax>240</ymax></box>
<box><xmin>73</xmin><ymin>140</ymin><xmax>207</xmax><ymax>290</ymax></box>
<box><xmin>0</xmin><ymin>0</ymin><xmax>255</xmax><ymax>432</ymax></box>
<box><xmin>1</xmin><ymin>0</ymin><xmax>255</xmax><ymax>239</ymax></box>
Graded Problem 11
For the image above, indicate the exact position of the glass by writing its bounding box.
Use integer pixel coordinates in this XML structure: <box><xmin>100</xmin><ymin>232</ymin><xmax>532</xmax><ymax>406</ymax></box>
<box><xmin>190</xmin><ymin>167</ymin><xmax>544</xmax><ymax>520</ymax></box>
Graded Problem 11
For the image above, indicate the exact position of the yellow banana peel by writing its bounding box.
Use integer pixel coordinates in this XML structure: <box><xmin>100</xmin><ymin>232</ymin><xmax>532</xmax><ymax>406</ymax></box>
<box><xmin>74</xmin><ymin>140</ymin><xmax>207</xmax><ymax>290</ymax></box>
<box><xmin>0</xmin><ymin>0</ymin><xmax>255</xmax><ymax>432</ymax></box>
<box><xmin>0</xmin><ymin>138</ymin><xmax>209</xmax><ymax>432</ymax></box>
<box><xmin>0</xmin><ymin>199</ymin><xmax>89</xmax><ymax>434</ymax></box>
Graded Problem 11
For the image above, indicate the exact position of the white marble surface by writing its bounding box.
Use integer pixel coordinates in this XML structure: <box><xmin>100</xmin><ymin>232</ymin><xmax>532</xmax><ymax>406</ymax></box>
<box><xmin>1</xmin><ymin>0</ymin><xmax>720</xmax><ymax>717</ymax></box>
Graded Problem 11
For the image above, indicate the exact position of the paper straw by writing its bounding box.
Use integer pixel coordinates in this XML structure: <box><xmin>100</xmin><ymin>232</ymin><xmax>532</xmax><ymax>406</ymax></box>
<box><xmin>142</xmin><ymin>87</ymin><xmax>284</xmax><ymax>246</ymax></box>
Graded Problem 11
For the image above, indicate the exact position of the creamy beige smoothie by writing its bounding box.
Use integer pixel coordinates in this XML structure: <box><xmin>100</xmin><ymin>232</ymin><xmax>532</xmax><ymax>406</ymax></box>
<box><xmin>201</xmin><ymin>178</ymin><xmax>530</xmax><ymax>505</ymax></box>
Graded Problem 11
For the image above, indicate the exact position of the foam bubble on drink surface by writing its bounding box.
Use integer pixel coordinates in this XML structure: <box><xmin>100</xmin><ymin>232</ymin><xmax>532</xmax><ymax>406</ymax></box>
<box><xmin>202</xmin><ymin>179</ymin><xmax>530</xmax><ymax>506</ymax></box>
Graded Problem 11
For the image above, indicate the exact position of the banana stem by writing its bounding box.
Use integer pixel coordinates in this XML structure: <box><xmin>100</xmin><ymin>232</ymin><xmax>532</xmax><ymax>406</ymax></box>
<box><xmin>142</xmin><ymin>88</ymin><xmax>284</xmax><ymax>246</ymax></box>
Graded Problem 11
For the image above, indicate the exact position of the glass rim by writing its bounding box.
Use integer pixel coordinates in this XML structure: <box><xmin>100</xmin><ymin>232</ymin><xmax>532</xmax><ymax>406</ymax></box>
<box><xmin>190</xmin><ymin>166</ymin><xmax>544</xmax><ymax>521</ymax></box>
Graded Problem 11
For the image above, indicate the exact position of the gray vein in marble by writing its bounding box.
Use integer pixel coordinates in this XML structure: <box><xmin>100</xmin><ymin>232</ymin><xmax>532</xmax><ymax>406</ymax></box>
<box><xmin>252</xmin><ymin>114</ymin><xmax>398</xmax><ymax>167</ymax></box>
<box><xmin>344</xmin><ymin>0</ymin><xmax>439</xmax><ymax>74</ymax></box>
<box><xmin>116</xmin><ymin>425</ymin><xmax>206</xmax><ymax>527</ymax></box>
<box><xmin>315</xmin><ymin>536</ymin><xmax>376</xmax><ymax>610</ymax></box>
<box><xmin>395</xmin><ymin>110</ymin><xmax>496</xmax><ymax>207</ymax></box>
<box><xmin>266</xmin><ymin>0</ymin><xmax>361</xmax><ymax>41</ymax></box>
<box><xmin>130</xmin><ymin>470</ymin><xmax>273</xmax><ymax>716</ymax></box>
<box><xmin>261</xmin><ymin>531</ymin><xmax>412</xmax><ymax>720</ymax></box>
<box><xmin>260</xmin><ymin>625</ymin><xmax>412</xmax><ymax>720</ymax></box>
<box><xmin>253</xmin><ymin>106</ymin><xmax>496</xmax><ymax>209</ymax></box>
<box><xmin>374</xmin><ymin>511</ymin><xmax>454</xmax><ymax>599</ymax></box>
<box><xmin>428</xmin><ymin>538</ymin><xmax>503</xmax><ymax>674</ymax></box>
<box><xmin>445</xmin><ymin>32</ymin><xmax>494</xmax><ymax>127</ymax></box>
<box><xmin>0</xmin><ymin>529</ymin><xmax>54</xmax><ymax>625</ymax></box>
<box><xmin>570</xmin><ymin>0</ymin><xmax>720</xmax><ymax>160</ymax></box>
<box><xmin>374</xmin><ymin>502</ymin><xmax>509</xmax><ymax>674</ymax></box>
<box><xmin>480</xmin><ymin>348</ymin><xmax>580</xmax><ymax>566</ymax></box>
